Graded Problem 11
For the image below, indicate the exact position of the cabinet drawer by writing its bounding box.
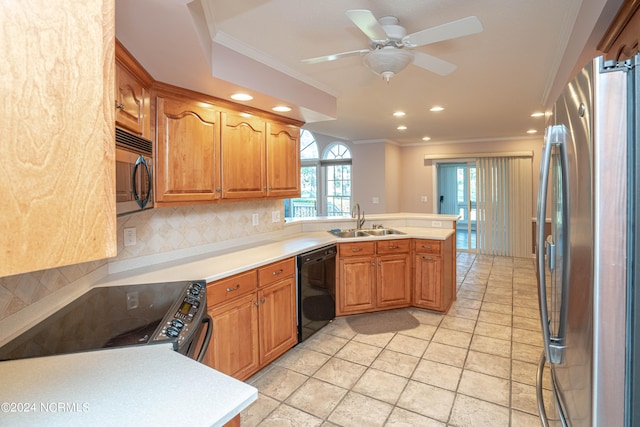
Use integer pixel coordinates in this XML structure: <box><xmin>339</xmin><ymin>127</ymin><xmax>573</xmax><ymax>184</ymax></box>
<box><xmin>376</xmin><ymin>239</ymin><xmax>411</xmax><ymax>255</ymax></box>
<box><xmin>414</xmin><ymin>239</ymin><xmax>442</xmax><ymax>254</ymax></box>
<box><xmin>207</xmin><ymin>270</ymin><xmax>257</xmax><ymax>307</ymax></box>
<box><xmin>339</xmin><ymin>241</ymin><xmax>376</xmax><ymax>257</ymax></box>
<box><xmin>258</xmin><ymin>258</ymin><xmax>295</xmax><ymax>287</ymax></box>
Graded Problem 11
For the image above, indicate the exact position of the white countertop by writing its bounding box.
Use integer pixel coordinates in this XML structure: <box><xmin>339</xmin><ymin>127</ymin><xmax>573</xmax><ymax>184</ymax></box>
<box><xmin>96</xmin><ymin>227</ymin><xmax>455</xmax><ymax>287</ymax></box>
<box><xmin>0</xmin><ymin>344</ymin><xmax>257</xmax><ymax>427</ymax></box>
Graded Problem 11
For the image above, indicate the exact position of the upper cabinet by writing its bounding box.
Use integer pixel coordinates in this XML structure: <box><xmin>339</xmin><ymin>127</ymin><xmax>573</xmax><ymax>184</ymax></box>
<box><xmin>155</xmin><ymin>90</ymin><xmax>221</xmax><ymax>204</ymax></box>
<box><xmin>221</xmin><ymin>111</ymin><xmax>267</xmax><ymax>199</ymax></box>
<box><xmin>115</xmin><ymin>41</ymin><xmax>153</xmax><ymax>139</ymax></box>
<box><xmin>220</xmin><ymin>112</ymin><xmax>301</xmax><ymax>199</ymax></box>
<box><xmin>599</xmin><ymin>0</ymin><xmax>640</xmax><ymax>61</ymax></box>
<box><xmin>266</xmin><ymin>122</ymin><xmax>301</xmax><ymax>198</ymax></box>
<box><xmin>0</xmin><ymin>0</ymin><xmax>117</xmax><ymax>277</ymax></box>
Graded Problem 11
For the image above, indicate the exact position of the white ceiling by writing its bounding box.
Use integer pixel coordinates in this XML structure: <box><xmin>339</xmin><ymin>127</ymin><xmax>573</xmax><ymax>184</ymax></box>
<box><xmin>116</xmin><ymin>0</ymin><xmax>623</xmax><ymax>145</ymax></box>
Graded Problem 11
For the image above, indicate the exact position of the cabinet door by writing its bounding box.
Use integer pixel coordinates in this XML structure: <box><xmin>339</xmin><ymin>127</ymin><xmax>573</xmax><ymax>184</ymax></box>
<box><xmin>258</xmin><ymin>277</ymin><xmax>297</xmax><ymax>366</ymax></box>
<box><xmin>206</xmin><ymin>293</ymin><xmax>259</xmax><ymax>381</ymax></box>
<box><xmin>266</xmin><ymin>122</ymin><xmax>300</xmax><ymax>197</ymax></box>
<box><xmin>377</xmin><ymin>254</ymin><xmax>411</xmax><ymax>308</ymax></box>
<box><xmin>0</xmin><ymin>0</ymin><xmax>116</xmax><ymax>277</ymax></box>
<box><xmin>221</xmin><ymin>111</ymin><xmax>266</xmax><ymax>199</ymax></box>
<box><xmin>155</xmin><ymin>96</ymin><xmax>220</xmax><ymax>203</ymax></box>
<box><xmin>115</xmin><ymin>62</ymin><xmax>150</xmax><ymax>137</ymax></box>
<box><xmin>338</xmin><ymin>256</ymin><xmax>376</xmax><ymax>315</ymax></box>
<box><xmin>414</xmin><ymin>254</ymin><xmax>443</xmax><ymax>310</ymax></box>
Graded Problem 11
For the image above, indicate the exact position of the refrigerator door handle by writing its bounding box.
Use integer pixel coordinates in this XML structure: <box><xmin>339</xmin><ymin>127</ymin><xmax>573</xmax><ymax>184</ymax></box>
<box><xmin>536</xmin><ymin>125</ymin><xmax>567</xmax><ymax>365</ymax></box>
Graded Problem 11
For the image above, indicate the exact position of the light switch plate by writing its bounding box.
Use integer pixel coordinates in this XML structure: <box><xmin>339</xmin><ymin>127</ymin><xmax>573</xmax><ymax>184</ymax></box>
<box><xmin>252</xmin><ymin>213</ymin><xmax>259</xmax><ymax>226</ymax></box>
<box><xmin>272</xmin><ymin>210</ymin><xmax>280</xmax><ymax>223</ymax></box>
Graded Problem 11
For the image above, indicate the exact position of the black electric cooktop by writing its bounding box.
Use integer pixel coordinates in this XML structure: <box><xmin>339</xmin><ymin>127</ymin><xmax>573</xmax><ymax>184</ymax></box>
<box><xmin>0</xmin><ymin>281</ymin><xmax>191</xmax><ymax>361</ymax></box>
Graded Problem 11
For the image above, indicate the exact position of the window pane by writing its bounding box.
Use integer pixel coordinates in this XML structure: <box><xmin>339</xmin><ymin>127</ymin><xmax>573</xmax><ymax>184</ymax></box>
<box><xmin>285</xmin><ymin>165</ymin><xmax>317</xmax><ymax>218</ymax></box>
<box><xmin>324</xmin><ymin>143</ymin><xmax>352</xmax><ymax>160</ymax></box>
<box><xmin>326</xmin><ymin>164</ymin><xmax>351</xmax><ymax>216</ymax></box>
<box><xmin>300</xmin><ymin>130</ymin><xmax>318</xmax><ymax>160</ymax></box>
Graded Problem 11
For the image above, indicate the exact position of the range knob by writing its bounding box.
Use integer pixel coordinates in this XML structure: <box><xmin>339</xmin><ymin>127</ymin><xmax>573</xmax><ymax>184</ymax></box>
<box><xmin>189</xmin><ymin>287</ymin><xmax>200</xmax><ymax>296</ymax></box>
<box><xmin>171</xmin><ymin>319</ymin><xmax>184</xmax><ymax>329</ymax></box>
<box><xmin>165</xmin><ymin>326</ymin><xmax>180</xmax><ymax>338</ymax></box>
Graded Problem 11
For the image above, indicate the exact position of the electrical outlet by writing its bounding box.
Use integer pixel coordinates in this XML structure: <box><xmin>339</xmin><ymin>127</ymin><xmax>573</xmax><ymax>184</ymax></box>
<box><xmin>421</xmin><ymin>195</ymin><xmax>428</xmax><ymax>202</ymax></box>
<box><xmin>252</xmin><ymin>213</ymin><xmax>259</xmax><ymax>226</ymax></box>
<box><xmin>272</xmin><ymin>210</ymin><xmax>280</xmax><ymax>223</ymax></box>
<box><xmin>372</xmin><ymin>197</ymin><xmax>379</xmax><ymax>204</ymax></box>
<box><xmin>124</xmin><ymin>227</ymin><xmax>136</xmax><ymax>246</ymax></box>
<box><xmin>126</xmin><ymin>291</ymin><xmax>139</xmax><ymax>310</ymax></box>
<box><xmin>431</xmin><ymin>221</ymin><xmax>442</xmax><ymax>227</ymax></box>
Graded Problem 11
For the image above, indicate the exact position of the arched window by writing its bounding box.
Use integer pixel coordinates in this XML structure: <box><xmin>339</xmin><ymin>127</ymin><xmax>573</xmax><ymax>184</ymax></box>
<box><xmin>284</xmin><ymin>132</ymin><xmax>353</xmax><ymax>219</ymax></box>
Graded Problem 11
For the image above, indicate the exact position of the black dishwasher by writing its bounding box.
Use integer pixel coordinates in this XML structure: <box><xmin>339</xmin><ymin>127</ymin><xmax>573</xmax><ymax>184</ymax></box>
<box><xmin>297</xmin><ymin>245</ymin><xmax>336</xmax><ymax>342</ymax></box>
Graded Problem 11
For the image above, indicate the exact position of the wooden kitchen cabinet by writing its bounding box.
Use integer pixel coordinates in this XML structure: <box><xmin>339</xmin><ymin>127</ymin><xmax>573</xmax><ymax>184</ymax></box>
<box><xmin>0</xmin><ymin>0</ymin><xmax>117</xmax><ymax>277</ymax></box>
<box><xmin>376</xmin><ymin>240</ymin><xmax>412</xmax><ymax>308</ymax></box>
<box><xmin>206</xmin><ymin>292</ymin><xmax>260</xmax><ymax>380</ymax></box>
<box><xmin>413</xmin><ymin>237</ymin><xmax>455</xmax><ymax>312</ymax></box>
<box><xmin>337</xmin><ymin>240</ymin><xmax>411</xmax><ymax>315</ymax></box>
<box><xmin>221</xmin><ymin>112</ymin><xmax>301</xmax><ymax>199</ymax></box>
<box><xmin>266</xmin><ymin>122</ymin><xmax>301</xmax><ymax>197</ymax></box>
<box><xmin>204</xmin><ymin>258</ymin><xmax>297</xmax><ymax>381</ymax></box>
<box><xmin>115</xmin><ymin>41</ymin><xmax>153</xmax><ymax>139</ymax></box>
<box><xmin>221</xmin><ymin>111</ymin><xmax>266</xmax><ymax>199</ymax></box>
<box><xmin>155</xmin><ymin>93</ymin><xmax>221</xmax><ymax>204</ymax></box>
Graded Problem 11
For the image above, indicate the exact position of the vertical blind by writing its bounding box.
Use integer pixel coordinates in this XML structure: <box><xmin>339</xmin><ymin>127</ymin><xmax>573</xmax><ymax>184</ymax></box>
<box><xmin>476</xmin><ymin>157</ymin><xmax>532</xmax><ymax>257</ymax></box>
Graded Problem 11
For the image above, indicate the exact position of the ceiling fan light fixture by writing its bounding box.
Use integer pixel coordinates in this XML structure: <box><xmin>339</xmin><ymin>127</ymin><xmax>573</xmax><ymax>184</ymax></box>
<box><xmin>362</xmin><ymin>47</ymin><xmax>414</xmax><ymax>82</ymax></box>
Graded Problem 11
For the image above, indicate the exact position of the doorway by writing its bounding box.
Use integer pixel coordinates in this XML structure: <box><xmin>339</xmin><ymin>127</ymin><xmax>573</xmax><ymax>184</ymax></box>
<box><xmin>437</xmin><ymin>162</ymin><xmax>476</xmax><ymax>251</ymax></box>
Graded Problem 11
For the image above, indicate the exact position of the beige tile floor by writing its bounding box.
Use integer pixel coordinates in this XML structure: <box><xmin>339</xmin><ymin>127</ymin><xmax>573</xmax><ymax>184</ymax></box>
<box><xmin>241</xmin><ymin>253</ymin><xmax>556</xmax><ymax>426</ymax></box>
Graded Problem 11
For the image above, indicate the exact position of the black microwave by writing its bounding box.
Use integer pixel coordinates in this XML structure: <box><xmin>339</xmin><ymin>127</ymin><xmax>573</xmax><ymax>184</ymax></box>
<box><xmin>115</xmin><ymin>128</ymin><xmax>153</xmax><ymax>216</ymax></box>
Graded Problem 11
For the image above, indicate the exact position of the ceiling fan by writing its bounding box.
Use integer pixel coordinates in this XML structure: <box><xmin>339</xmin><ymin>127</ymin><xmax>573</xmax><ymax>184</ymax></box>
<box><xmin>301</xmin><ymin>10</ymin><xmax>483</xmax><ymax>82</ymax></box>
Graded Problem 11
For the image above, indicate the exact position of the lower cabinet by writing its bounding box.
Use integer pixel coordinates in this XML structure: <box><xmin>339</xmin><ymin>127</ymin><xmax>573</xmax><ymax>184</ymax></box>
<box><xmin>337</xmin><ymin>240</ymin><xmax>411</xmax><ymax>315</ymax></box>
<box><xmin>204</xmin><ymin>258</ymin><xmax>297</xmax><ymax>381</ymax></box>
<box><xmin>413</xmin><ymin>236</ymin><xmax>455</xmax><ymax>312</ymax></box>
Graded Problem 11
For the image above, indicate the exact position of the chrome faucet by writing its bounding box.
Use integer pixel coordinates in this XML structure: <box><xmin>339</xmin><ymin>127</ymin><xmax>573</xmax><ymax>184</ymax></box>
<box><xmin>351</xmin><ymin>203</ymin><xmax>365</xmax><ymax>229</ymax></box>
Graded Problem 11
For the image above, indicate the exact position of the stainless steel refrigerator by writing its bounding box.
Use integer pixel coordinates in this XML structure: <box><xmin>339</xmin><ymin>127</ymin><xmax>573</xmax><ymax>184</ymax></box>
<box><xmin>535</xmin><ymin>55</ymin><xmax>636</xmax><ymax>426</ymax></box>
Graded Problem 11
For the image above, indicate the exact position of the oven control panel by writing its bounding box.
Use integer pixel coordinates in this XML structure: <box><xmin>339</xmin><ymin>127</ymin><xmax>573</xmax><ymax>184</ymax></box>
<box><xmin>154</xmin><ymin>281</ymin><xmax>206</xmax><ymax>347</ymax></box>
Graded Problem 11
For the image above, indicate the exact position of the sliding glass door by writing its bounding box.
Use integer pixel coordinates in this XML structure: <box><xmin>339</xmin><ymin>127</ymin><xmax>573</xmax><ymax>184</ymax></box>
<box><xmin>437</xmin><ymin>162</ymin><xmax>476</xmax><ymax>251</ymax></box>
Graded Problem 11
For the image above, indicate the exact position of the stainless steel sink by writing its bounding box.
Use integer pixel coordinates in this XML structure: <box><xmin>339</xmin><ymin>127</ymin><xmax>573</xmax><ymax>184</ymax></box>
<box><xmin>328</xmin><ymin>228</ymin><xmax>405</xmax><ymax>238</ymax></box>
<box><xmin>328</xmin><ymin>229</ymin><xmax>371</xmax><ymax>238</ymax></box>
<box><xmin>362</xmin><ymin>228</ymin><xmax>406</xmax><ymax>236</ymax></box>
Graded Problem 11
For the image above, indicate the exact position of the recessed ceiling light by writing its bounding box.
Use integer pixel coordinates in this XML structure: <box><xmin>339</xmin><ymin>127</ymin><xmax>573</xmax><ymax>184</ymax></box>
<box><xmin>422</xmin><ymin>136</ymin><xmax>431</xmax><ymax>141</ymax></box>
<box><xmin>393</xmin><ymin>111</ymin><xmax>406</xmax><ymax>117</ymax></box>
<box><xmin>530</xmin><ymin>112</ymin><xmax>544</xmax><ymax>118</ymax></box>
<box><xmin>272</xmin><ymin>105</ymin><xmax>292</xmax><ymax>112</ymax></box>
<box><xmin>430</xmin><ymin>106</ymin><xmax>445</xmax><ymax>112</ymax></box>
<box><xmin>231</xmin><ymin>93</ymin><xmax>253</xmax><ymax>101</ymax></box>
<box><xmin>397</xmin><ymin>125</ymin><xmax>407</xmax><ymax>131</ymax></box>
<box><xmin>240</xmin><ymin>112</ymin><xmax>253</xmax><ymax>118</ymax></box>
<box><xmin>526</xmin><ymin>129</ymin><xmax>538</xmax><ymax>134</ymax></box>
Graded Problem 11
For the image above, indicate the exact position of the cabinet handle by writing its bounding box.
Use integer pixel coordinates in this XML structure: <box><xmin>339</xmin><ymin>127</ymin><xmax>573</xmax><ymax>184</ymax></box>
<box><xmin>215</xmin><ymin>188</ymin><xmax>221</xmax><ymax>192</ymax></box>
<box><xmin>272</xmin><ymin>269</ymin><xmax>284</xmax><ymax>276</ymax></box>
<box><xmin>351</xmin><ymin>248</ymin><xmax>363</xmax><ymax>252</ymax></box>
<box><xmin>114</xmin><ymin>100</ymin><xmax>125</xmax><ymax>110</ymax></box>
<box><xmin>263</xmin><ymin>186</ymin><xmax>267</xmax><ymax>190</ymax></box>
<box><xmin>254</xmin><ymin>301</ymin><xmax>259</xmax><ymax>307</ymax></box>
<box><xmin>226</xmin><ymin>284</ymin><xmax>240</xmax><ymax>292</ymax></box>
<box><xmin>269</xmin><ymin>186</ymin><xmax>273</xmax><ymax>190</ymax></box>
<box><xmin>388</xmin><ymin>245</ymin><xmax>399</xmax><ymax>249</ymax></box>
<box><xmin>421</xmin><ymin>245</ymin><xmax>433</xmax><ymax>249</ymax></box>
<box><xmin>422</xmin><ymin>256</ymin><xmax>434</xmax><ymax>261</ymax></box>
<box><xmin>260</xmin><ymin>297</ymin><xmax>266</xmax><ymax>303</ymax></box>
<box><xmin>371</xmin><ymin>262</ymin><xmax>376</xmax><ymax>266</ymax></box>
<box><xmin>378</xmin><ymin>262</ymin><xmax>382</xmax><ymax>266</ymax></box>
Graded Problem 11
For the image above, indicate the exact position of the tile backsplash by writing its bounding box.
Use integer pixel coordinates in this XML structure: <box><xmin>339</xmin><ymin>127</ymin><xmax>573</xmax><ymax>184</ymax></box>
<box><xmin>0</xmin><ymin>200</ymin><xmax>284</xmax><ymax>321</ymax></box>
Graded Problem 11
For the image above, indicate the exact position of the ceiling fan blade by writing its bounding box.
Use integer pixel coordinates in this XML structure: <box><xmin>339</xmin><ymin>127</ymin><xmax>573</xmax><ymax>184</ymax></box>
<box><xmin>412</xmin><ymin>51</ymin><xmax>457</xmax><ymax>76</ymax></box>
<box><xmin>346</xmin><ymin>10</ymin><xmax>388</xmax><ymax>43</ymax></box>
<box><xmin>403</xmin><ymin>16</ymin><xmax>483</xmax><ymax>47</ymax></box>
<box><xmin>301</xmin><ymin>49</ymin><xmax>370</xmax><ymax>64</ymax></box>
